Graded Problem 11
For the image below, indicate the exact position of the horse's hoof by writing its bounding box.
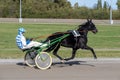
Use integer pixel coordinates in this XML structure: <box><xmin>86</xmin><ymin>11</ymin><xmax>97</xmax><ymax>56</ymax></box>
<box><xmin>94</xmin><ymin>57</ymin><xmax>97</xmax><ymax>59</ymax></box>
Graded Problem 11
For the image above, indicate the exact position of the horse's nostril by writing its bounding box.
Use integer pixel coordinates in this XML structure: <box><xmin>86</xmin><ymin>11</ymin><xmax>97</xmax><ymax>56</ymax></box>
<box><xmin>95</xmin><ymin>29</ymin><xmax>98</xmax><ymax>33</ymax></box>
<box><xmin>92</xmin><ymin>29</ymin><xmax>98</xmax><ymax>34</ymax></box>
<box><xmin>97</xmin><ymin>29</ymin><xmax>98</xmax><ymax>32</ymax></box>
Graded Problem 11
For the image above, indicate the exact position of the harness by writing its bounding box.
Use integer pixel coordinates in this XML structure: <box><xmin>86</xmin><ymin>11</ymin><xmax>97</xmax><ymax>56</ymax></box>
<box><xmin>67</xmin><ymin>30</ymin><xmax>81</xmax><ymax>49</ymax></box>
<box><xmin>67</xmin><ymin>30</ymin><xmax>81</xmax><ymax>37</ymax></box>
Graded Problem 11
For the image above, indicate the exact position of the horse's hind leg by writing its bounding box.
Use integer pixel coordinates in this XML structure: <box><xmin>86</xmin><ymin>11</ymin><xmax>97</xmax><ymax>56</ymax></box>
<box><xmin>84</xmin><ymin>46</ymin><xmax>97</xmax><ymax>59</ymax></box>
<box><xmin>64</xmin><ymin>49</ymin><xmax>77</xmax><ymax>61</ymax></box>
<box><xmin>53</xmin><ymin>43</ymin><xmax>64</xmax><ymax>60</ymax></box>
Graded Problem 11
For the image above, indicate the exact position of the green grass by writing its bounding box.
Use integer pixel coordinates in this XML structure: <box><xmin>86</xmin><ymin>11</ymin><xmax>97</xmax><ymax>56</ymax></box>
<box><xmin>88</xmin><ymin>25</ymin><xmax>120</xmax><ymax>48</ymax></box>
<box><xmin>0</xmin><ymin>23</ymin><xmax>120</xmax><ymax>58</ymax></box>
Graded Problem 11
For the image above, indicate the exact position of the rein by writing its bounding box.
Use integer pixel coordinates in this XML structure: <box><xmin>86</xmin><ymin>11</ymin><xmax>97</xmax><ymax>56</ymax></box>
<box><xmin>32</xmin><ymin>35</ymin><xmax>50</xmax><ymax>40</ymax></box>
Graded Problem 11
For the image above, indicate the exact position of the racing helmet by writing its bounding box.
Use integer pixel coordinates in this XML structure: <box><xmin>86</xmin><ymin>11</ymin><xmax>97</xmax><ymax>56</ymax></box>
<box><xmin>18</xmin><ymin>27</ymin><xmax>26</xmax><ymax>35</ymax></box>
<box><xmin>18</xmin><ymin>27</ymin><xmax>26</xmax><ymax>33</ymax></box>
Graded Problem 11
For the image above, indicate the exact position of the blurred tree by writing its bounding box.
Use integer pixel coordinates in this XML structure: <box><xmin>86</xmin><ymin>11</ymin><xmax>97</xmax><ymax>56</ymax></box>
<box><xmin>74</xmin><ymin>2</ymin><xmax>79</xmax><ymax>9</ymax></box>
<box><xmin>53</xmin><ymin>0</ymin><xmax>71</xmax><ymax>8</ymax></box>
<box><xmin>0</xmin><ymin>0</ymin><xmax>119</xmax><ymax>19</ymax></box>
<box><xmin>0</xmin><ymin>0</ymin><xmax>18</xmax><ymax>17</ymax></box>
<box><xmin>97</xmin><ymin>0</ymin><xmax>102</xmax><ymax>9</ymax></box>
<box><xmin>103</xmin><ymin>1</ymin><xmax>108</xmax><ymax>9</ymax></box>
<box><xmin>117</xmin><ymin>0</ymin><xmax>120</xmax><ymax>10</ymax></box>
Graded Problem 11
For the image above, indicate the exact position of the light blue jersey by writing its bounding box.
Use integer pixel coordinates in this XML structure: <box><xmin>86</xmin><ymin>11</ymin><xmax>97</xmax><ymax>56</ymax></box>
<box><xmin>16</xmin><ymin>28</ymin><xmax>27</xmax><ymax>49</ymax></box>
<box><xmin>16</xmin><ymin>27</ymin><xmax>41</xmax><ymax>50</ymax></box>
<box><xmin>16</xmin><ymin>34</ymin><xmax>23</xmax><ymax>49</ymax></box>
<box><xmin>16</xmin><ymin>33</ymin><xmax>27</xmax><ymax>50</ymax></box>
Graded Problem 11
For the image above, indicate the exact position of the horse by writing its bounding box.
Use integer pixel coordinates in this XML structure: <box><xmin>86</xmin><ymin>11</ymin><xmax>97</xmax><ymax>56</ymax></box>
<box><xmin>44</xmin><ymin>19</ymin><xmax>98</xmax><ymax>61</ymax></box>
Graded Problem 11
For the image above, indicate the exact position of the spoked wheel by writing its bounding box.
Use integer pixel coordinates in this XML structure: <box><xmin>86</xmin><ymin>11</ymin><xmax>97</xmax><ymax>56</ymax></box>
<box><xmin>24</xmin><ymin>51</ymin><xmax>37</xmax><ymax>67</ymax></box>
<box><xmin>35</xmin><ymin>52</ymin><xmax>52</xmax><ymax>70</ymax></box>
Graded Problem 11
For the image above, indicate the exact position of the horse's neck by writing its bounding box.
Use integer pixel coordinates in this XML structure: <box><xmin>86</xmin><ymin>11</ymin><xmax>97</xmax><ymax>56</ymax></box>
<box><xmin>78</xmin><ymin>25</ymin><xmax>88</xmax><ymax>36</ymax></box>
<box><xmin>78</xmin><ymin>29</ymin><xmax>88</xmax><ymax>36</ymax></box>
<box><xmin>85</xmin><ymin>30</ymin><xmax>88</xmax><ymax>35</ymax></box>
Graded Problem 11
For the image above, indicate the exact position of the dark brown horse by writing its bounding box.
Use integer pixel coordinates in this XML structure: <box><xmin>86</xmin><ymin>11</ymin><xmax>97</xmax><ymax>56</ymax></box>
<box><xmin>45</xmin><ymin>19</ymin><xmax>98</xmax><ymax>61</ymax></box>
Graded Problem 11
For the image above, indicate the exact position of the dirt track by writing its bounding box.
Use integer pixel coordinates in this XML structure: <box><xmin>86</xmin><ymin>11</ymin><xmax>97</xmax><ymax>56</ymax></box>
<box><xmin>0</xmin><ymin>58</ymin><xmax>120</xmax><ymax>80</ymax></box>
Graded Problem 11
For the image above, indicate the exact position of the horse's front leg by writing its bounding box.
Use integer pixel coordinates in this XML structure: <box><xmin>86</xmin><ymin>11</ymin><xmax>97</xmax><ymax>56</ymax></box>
<box><xmin>84</xmin><ymin>45</ymin><xmax>97</xmax><ymax>59</ymax></box>
<box><xmin>64</xmin><ymin>49</ymin><xmax>77</xmax><ymax>61</ymax></box>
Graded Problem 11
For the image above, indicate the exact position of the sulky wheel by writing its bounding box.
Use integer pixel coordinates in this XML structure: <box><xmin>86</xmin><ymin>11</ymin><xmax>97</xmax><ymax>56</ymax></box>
<box><xmin>35</xmin><ymin>52</ymin><xmax>52</xmax><ymax>70</ymax></box>
<box><xmin>24</xmin><ymin>51</ymin><xmax>37</xmax><ymax>67</ymax></box>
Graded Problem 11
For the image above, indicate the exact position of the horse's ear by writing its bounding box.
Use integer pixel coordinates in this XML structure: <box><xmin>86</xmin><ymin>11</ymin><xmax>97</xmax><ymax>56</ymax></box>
<box><xmin>90</xmin><ymin>19</ymin><xmax>92</xmax><ymax>22</ymax></box>
<box><xmin>87</xmin><ymin>18</ymin><xmax>89</xmax><ymax>22</ymax></box>
<box><xmin>87</xmin><ymin>18</ymin><xmax>92</xmax><ymax>22</ymax></box>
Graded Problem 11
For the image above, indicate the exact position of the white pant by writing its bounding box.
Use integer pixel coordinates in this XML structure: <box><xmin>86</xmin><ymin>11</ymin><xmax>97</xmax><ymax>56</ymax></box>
<box><xmin>22</xmin><ymin>41</ymin><xmax>47</xmax><ymax>50</ymax></box>
<box><xmin>22</xmin><ymin>41</ymin><xmax>41</xmax><ymax>49</ymax></box>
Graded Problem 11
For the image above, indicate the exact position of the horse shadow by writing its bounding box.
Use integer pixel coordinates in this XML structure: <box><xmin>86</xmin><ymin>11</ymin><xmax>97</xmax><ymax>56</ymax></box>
<box><xmin>16</xmin><ymin>62</ymin><xmax>28</xmax><ymax>67</ymax></box>
<box><xmin>16</xmin><ymin>60</ymin><xmax>95</xmax><ymax>69</ymax></box>
<box><xmin>51</xmin><ymin>60</ymin><xmax>95</xmax><ymax>68</ymax></box>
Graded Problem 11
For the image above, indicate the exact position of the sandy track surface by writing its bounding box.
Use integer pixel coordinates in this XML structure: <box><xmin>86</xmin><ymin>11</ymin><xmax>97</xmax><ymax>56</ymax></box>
<box><xmin>0</xmin><ymin>58</ymin><xmax>120</xmax><ymax>80</ymax></box>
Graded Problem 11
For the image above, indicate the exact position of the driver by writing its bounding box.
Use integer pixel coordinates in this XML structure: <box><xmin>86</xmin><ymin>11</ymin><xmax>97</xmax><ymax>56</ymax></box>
<box><xmin>16</xmin><ymin>27</ymin><xmax>46</xmax><ymax>50</ymax></box>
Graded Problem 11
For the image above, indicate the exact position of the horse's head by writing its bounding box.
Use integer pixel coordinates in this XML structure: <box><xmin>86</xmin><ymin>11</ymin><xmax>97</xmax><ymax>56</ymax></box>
<box><xmin>78</xmin><ymin>19</ymin><xmax>98</xmax><ymax>34</ymax></box>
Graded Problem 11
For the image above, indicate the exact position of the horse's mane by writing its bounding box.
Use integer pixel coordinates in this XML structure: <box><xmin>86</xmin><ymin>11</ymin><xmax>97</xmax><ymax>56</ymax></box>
<box><xmin>77</xmin><ymin>22</ymin><xmax>87</xmax><ymax>30</ymax></box>
<box><xmin>80</xmin><ymin>22</ymin><xmax>87</xmax><ymax>26</ymax></box>
<box><xmin>48</xmin><ymin>22</ymin><xmax>88</xmax><ymax>38</ymax></box>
